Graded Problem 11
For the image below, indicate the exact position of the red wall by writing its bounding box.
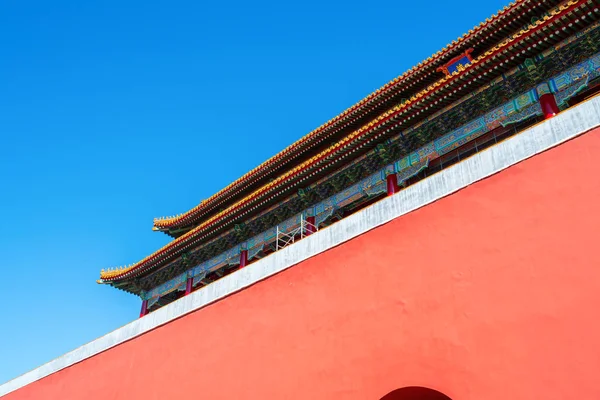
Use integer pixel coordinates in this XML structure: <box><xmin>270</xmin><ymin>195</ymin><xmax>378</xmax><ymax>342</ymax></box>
<box><xmin>7</xmin><ymin>128</ymin><xmax>600</xmax><ymax>400</ymax></box>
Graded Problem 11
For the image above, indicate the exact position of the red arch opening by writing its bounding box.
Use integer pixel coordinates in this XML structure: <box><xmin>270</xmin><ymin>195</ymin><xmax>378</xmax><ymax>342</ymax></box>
<box><xmin>380</xmin><ymin>387</ymin><xmax>452</xmax><ymax>400</ymax></box>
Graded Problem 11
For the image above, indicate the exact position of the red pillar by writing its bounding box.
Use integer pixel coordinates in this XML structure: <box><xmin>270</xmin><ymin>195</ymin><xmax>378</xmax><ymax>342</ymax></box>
<box><xmin>306</xmin><ymin>216</ymin><xmax>316</xmax><ymax>236</ymax></box>
<box><xmin>185</xmin><ymin>277</ymin><xmax>193</xmax><ymax>296</ymax></box>
<box><xmin>139</xmin><ymin>300</ymin><xmax>148</xmax><ymax>318</ymax></box>
<box><xmin>539</xmin><ymin>93</ymin><xmax>559</xmax><ymax>119</ymax></box>
<box><xmin>386</xmin><ymin>173</ymin><xmax>399</xmax><ymax>196</ymax></box>
<box><xmin>239</xmin><ymin>249</ymin><xmax>248</xmax><ymax>269</ymax></box>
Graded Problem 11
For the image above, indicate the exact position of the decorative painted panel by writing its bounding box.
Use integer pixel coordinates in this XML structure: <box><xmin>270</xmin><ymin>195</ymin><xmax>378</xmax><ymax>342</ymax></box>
<box><xmin>142</xmin><ymin>272</ymin><xmax>187</xmax><ymax>301</ymax></box>
<box><xmin>546</xmin><ymin>54</ymin><xmax>600</xmax><ymax>95</ymax></box>
<box><xmin>447</xmin><ymin>55</ymin><xmax>472</xmax><ymax>75</ymax></box>
<box><xmin>437</xmin><ymin>49</ymin><xmax>474</xmax><ymax>76</ymax></box>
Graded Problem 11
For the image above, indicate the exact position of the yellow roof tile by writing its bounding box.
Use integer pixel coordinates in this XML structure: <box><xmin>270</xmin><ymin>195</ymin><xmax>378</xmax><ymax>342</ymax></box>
<box><xmin>152</xmin><ymin>0</ymin><xmax>532</xmax><ymax>231</ymax></box>
<box><xmin>102</xmin><ymin>0</ymin><xmax>579</xmax><ymax>281</ymax></box>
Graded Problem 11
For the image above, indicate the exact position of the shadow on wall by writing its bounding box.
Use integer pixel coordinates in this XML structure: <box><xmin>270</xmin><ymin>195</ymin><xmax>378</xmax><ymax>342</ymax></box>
<box><xmin>380</xmin><ymin>387</ymin><xmax>452</xmax><ymax>400</ymax></box>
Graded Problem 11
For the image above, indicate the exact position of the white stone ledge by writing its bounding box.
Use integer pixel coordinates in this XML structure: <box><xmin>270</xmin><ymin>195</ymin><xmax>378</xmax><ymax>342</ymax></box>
<box><xmin>2</xmin><ymin>96</ymin><xmax>600</xmax><ymax>398</ymax></box>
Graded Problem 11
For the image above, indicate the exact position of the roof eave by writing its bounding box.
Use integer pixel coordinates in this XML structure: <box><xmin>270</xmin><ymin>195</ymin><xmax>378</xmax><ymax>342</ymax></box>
<box><xmin>149</xmin><ymin>0</ymin><xmax>542</xmax><ymax>233</ymax></box>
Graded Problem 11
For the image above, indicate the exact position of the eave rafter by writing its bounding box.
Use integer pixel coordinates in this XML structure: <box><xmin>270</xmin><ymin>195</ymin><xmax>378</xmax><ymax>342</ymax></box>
<box><xmin>101</xmin><ymin>0</ymin><xmax>594</xmax><ymax>284</ymax></box>
<box><xmin>152</xmin><ymin>0</ymin><xmax>555</xmax><ymax>234</ymax></box>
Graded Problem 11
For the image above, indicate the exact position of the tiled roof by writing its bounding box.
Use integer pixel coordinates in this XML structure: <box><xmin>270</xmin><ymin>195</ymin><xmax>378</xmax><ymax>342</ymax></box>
<box><xmin>100</xmin><ymin>0</ymin><xmax>587</xmax><ymax>282</ymax></box>
<box><xmin>152</xmin><ymin>0</ymin><xmax>538</xmax><ymax>232</ymax></box>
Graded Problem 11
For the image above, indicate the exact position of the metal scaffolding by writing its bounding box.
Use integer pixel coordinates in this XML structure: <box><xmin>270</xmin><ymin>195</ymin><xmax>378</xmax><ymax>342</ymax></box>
<box><xmin>275</xmin><ymin>215</ymin><xmax>318</xmax><ymax>251</ymax></box>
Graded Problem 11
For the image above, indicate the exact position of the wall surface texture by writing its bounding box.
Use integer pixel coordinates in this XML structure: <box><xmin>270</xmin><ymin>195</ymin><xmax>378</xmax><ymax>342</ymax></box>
<box><xmin>4</xmin><ymin>107</ymin><xmax>600</xmax><ymax>399</ymax></box>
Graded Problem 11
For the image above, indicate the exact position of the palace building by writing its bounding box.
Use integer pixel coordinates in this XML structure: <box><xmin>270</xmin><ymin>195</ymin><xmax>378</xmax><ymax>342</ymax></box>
<box><xmin>98</xmin><ymin>0</ymin><xmax>600</xmax><ymax>316</ymax></box>
<box><xmin>4</xmin><ymin>1</ymin><xmax>600</xmax><ymax>399</ymax></box>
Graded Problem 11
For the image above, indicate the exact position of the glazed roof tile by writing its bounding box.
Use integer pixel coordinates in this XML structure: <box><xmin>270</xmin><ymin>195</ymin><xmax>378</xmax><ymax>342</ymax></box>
<box><xmin>100</xmin><ymin>0</ymin><xmax>586</xmax><ymax>283</ymax></box>
<box><xmin>152</xmin><ymin>0</ymin><xmax>536</xmax><ymax>232</ymax></box>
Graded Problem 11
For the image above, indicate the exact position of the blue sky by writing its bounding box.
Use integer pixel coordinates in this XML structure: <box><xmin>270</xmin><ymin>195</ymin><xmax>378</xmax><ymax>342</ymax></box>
<box><xmin>0</xmin><ymin>0</ymin><xmax>509</xmax><ymax>383</ymax></box>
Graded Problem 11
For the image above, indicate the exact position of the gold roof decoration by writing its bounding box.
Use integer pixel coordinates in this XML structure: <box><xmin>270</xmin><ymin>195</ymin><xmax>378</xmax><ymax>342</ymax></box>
<box><xmin>152</xmin><ymin>0</ymin><xmax>533</xmax><ymax>230</ymax></box>
<box><xmin>102</xmin><ymin>0</ymin><xmax>583</xmax><ymax>281</ymax></box>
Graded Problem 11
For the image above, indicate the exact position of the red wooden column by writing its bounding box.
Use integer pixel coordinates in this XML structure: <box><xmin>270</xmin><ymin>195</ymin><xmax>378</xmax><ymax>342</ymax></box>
<box><xmin>139</xmin><ymin>300</ymin><xmax>148</xmax><ymax>318</ymax></box>
<box><xmin>185</xmin><ymin>276</ymin><xmax>193</xmax><ymax>296</ymax></box>
<box><xmin>539</xmin><ymin>93</ymin><xmax>560</xmax><ymax>119</ymax></box>
<box><xmin>239</xmin><ymin>249</ymin><xmax>248</xmax><ymax>269</ymax></box>
<box><xmin>386</xmin><ymin>173</ymin><xmax>399</xmax><ymax>196</ymax></box>
<box><xmin>306</xmin><ymin>216</ymin><xmax>316</xmax><ymax>236</ymax></box>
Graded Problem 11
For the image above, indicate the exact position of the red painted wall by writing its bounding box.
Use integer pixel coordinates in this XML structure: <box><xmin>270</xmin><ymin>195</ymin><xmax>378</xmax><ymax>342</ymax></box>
<box><xmin>7</xmin><ymin>128</ymin><xmax>600</xmax><ymax>400</ymax></box>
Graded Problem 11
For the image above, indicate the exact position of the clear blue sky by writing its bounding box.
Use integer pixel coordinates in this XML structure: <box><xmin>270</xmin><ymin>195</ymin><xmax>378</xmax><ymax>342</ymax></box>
<box><xmin>0</xmin><ymin>0</ymin><xmax>509</xmax><ymax>384</ymax></box>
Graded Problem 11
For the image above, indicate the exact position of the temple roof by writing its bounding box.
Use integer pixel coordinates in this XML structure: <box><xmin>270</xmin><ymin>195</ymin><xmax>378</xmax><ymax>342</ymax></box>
<box><xmin>152</xmin><ymin>0</ymin><xmax>562</xmax><ymax>237</ymax></box>
<box><xmin>100</xmin><ymin>0</ymin><xmax>596</xmax><ymax>285</ymax></box>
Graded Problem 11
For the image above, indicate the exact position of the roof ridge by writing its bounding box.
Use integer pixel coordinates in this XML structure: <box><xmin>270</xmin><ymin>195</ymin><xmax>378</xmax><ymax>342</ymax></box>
<box><xmin>151</xmin><ymin>0</ymin><xmax>528</xmax><ymax>230</ymax></box>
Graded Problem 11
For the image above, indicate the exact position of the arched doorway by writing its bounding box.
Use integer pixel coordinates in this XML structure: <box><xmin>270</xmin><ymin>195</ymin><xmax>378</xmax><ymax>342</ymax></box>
<box><xmin>380</xmin><ymin>386</ymin><xmax>452</xmax><ymax>400</ymax></box>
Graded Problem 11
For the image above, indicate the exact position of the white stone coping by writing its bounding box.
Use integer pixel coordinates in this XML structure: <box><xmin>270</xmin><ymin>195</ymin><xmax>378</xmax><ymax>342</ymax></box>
<box><xmin>2</xmin><ymin>96</ymin><xmax>600</xmax><ymax>398</ymax></box>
